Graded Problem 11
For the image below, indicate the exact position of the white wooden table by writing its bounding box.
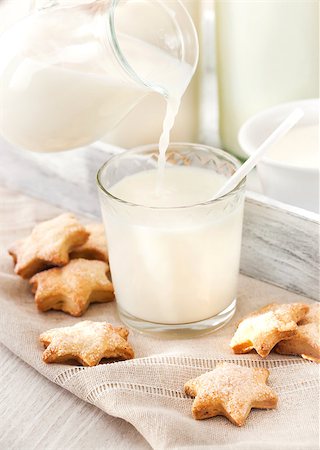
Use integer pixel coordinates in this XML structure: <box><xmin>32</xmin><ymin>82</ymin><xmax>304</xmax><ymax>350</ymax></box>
<box><xmin>0</xmin><ymin>342</ymin><xmax>150</xmax><ymax>449</ymax></box>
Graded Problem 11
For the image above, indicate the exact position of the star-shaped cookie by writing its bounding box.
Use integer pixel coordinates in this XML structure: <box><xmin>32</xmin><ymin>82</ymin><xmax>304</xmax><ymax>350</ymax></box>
<box><xmin>30</xmin><ymin>258</ymin><xmax>114</xmax><ymax>316</ymax></box>
<box><xmin>230</xmin><ymin>303</ymin><xmax>309</xmax><ymax>357</ymax></box>
<box><xmin>275</xmin><ymin>303</ymin><xmax>319</xmax><ymax>363</ymax></box>
<box><xmin>8</xmin><ymin>213</ymin><xmax>89</xmax><ymax>278</ymax></box>
<box><xmin>184</xmin><ymin>362</ymin><xmax>277</xmax><ymax>426</ymax></box>
<box><xmin>71</xmin><ymin>223</ymin><xmax>108</xmax><ymax>262</ymax></box>
<box><xmin>40</xmin><ymin>320</ymin><xmax>134</xmax><ymax>366</ymax></box>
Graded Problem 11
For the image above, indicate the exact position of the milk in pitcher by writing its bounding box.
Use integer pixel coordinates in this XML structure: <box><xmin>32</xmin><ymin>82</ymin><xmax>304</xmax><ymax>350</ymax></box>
<box><xmin>0</xmin><ymin>1</ymin><xmax>196</xmax><ymax>152</ymax></box>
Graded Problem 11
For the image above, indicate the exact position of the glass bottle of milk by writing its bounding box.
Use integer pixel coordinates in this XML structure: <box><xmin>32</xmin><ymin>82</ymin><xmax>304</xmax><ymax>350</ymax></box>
<box><xmin>215</xmin><ymin>0</ymin><xmax>319</xmax><ymax>158</ymax></box>
<box><xmin>0</xmin><ymin>0</ymin><xmax>198</xmax><ymax>153</ymax></box>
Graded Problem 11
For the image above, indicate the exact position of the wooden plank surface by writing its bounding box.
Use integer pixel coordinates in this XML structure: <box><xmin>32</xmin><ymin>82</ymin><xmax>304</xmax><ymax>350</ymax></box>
<box><xmin>0</xmin><ymin>138</ymin><xmax>111</xmax><ymax>218</ymax></box>
<box><xmin>0</xmin><ymin>343</ymin><xmax>150</xmax><ymax>450</ymax></box>
<box><xmin>241</xmin><ymin>191</ymin><xmax>319</xmax><ymax>301</ymax></box>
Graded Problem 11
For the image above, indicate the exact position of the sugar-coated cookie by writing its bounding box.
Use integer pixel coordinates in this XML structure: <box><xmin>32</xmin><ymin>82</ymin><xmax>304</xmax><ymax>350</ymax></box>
<box><xmin>184</xmin><ymin>362</ymin><xmax>278</xmax><ymax>426</ymax></box>
<box><xmin>71</xmin><ymin>223</ymin><xmax>108</xmax><ymax>262</ymax></box>
<box><xmin>276</xmin><ymin>303</ymin><xmax>320</xmax><ymax>363</ymax></box>
<box><xmin>40</xmin><ymin>320</ymin><xmax>134</xmax><ymax>366</ymax></box>
<box><xmin>8</xmin><ymin>213</ymin><xmax>89</xmax><ymax>278</ymax></box>
<box><xmin>230</xmin><ymin>303</ymin><xmax>309</xmax><ymax>357</ymax></box>
<box><xmin>30</xmin><ymin>258</ymin><xmax>114</xmax><ymax>316</ymax></box>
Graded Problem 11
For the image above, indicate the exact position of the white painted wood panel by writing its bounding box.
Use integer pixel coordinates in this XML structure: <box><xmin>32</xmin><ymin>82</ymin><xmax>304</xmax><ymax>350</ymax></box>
<box><xmin>241</xmin><ymin>191</ymin><xmax>319</xmax><ymax>301</ymax></box>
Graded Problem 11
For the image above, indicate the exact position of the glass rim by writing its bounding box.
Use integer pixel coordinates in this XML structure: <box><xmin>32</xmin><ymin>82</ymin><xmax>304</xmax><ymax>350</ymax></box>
<box><xmin>96</xmin><ymin>142</ymin><xmax>246</xmax><ymax>210</ymax></box>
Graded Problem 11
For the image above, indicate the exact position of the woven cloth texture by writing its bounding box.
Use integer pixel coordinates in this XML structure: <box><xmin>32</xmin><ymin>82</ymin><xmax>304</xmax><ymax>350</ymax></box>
<box><xmin>0</xmin><ymin>188</ymin><xmax>318</xmax><ymax>450</ymax></box>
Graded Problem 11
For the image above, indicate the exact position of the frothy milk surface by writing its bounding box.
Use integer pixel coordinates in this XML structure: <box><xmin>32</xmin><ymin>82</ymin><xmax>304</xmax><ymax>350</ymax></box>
<box><xmin>102</xmin><ymin>166</ymin><xmax>244</xmax><ymax>325</ymax></box>
<box><xmin>109</xmin><ymin>166</ymin><xmax>227</xmax><ymax>207</ymax></box>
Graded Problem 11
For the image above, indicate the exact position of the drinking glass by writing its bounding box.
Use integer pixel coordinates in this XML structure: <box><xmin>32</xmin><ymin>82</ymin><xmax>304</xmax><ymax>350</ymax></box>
<box><xmin>97</xmin><ymin>143</ymin><xmax>245</xmax><ymax>337</ymax></box>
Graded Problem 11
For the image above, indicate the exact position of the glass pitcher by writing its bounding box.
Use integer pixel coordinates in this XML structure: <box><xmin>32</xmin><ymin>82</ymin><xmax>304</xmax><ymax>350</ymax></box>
<box><xmin>0</xmin><ymin>0</ymin><xmax>198</xmax><ymax>152</ymax></box>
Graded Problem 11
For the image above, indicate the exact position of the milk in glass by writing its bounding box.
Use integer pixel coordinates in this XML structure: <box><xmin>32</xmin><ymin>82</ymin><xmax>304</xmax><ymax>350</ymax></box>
<box><xmin>101</xmin><ymin>165</ymin><xmax>244</xmax><ymax>325</ymax></box>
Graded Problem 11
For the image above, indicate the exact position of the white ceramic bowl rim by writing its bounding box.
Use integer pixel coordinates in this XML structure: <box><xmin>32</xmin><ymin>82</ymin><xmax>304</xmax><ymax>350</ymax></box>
<box><xmin>238</xmin><ymin>98</ymin><xmax>319</xmax><ymax>173</ymax></box>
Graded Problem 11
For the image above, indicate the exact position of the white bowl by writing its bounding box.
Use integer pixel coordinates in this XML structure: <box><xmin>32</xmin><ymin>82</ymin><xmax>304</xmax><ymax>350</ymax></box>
<box><xmin>238</xmin><ymin>99</ymin><xmax>319</xmax><ymax>213</ymax></box>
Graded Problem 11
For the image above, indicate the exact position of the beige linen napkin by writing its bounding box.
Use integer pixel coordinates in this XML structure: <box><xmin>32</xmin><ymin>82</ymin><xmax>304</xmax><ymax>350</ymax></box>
<box><xmin>0</xmin><ymin>187</ymin><xmax>318</xmax><ymax>450</ymax></box>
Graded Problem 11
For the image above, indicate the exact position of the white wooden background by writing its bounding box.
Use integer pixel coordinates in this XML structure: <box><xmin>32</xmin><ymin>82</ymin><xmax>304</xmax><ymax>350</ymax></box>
<box><xmin>242</xmin><ymin>191</ymin><xmax>319</xmax><ymax>301</ymax></box>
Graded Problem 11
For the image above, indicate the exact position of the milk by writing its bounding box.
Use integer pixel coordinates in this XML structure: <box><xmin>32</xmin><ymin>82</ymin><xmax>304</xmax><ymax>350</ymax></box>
<box><xmin>0</xmin><ymin>8</ymin><xmax>194</xmax><ymax>152</ymax></box>
<box><xmin>266</xmin><ymin>125</ymin><xmax>319</xmax><ymax>168</ymax></box>
<box><xmin>0</xmin><ymin>61</ymin><xmax>145</xmax><ymax>152</ymax></box>
<box><xmin>103</xmin><ymin>166</ymin><xmax>244</xmax><ymax>325</ymax></box>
